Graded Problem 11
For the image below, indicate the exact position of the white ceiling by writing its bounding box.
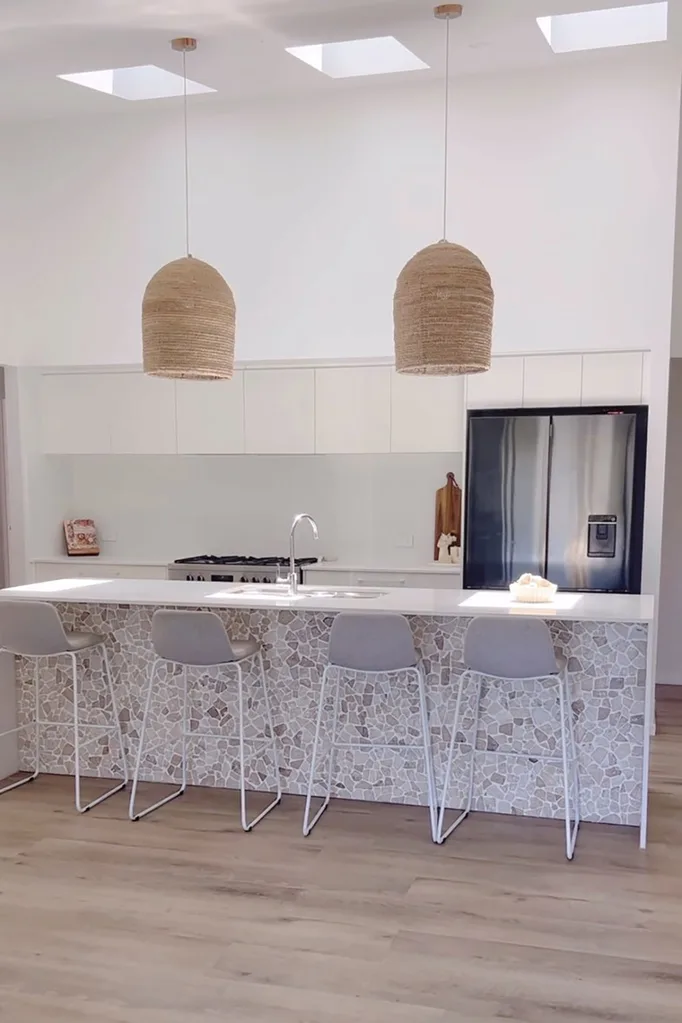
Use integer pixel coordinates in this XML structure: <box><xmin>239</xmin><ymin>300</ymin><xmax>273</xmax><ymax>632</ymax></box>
<box><xmin>0</xmin><ymin>0</ymin><xmax>679</xmax><ymax>120</ymax></box>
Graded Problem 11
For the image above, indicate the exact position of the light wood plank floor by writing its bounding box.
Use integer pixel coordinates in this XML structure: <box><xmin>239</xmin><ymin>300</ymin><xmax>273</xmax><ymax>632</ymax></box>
<box><xmin>0</xmin><ymin>694</ymin><xmax>681</xmax><ymax>1022</ymax></box>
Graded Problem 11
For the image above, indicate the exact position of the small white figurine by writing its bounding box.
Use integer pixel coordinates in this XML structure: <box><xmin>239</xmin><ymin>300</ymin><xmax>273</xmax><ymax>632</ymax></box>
<box><xmin>448</xmin><ymin>537</ymin><xmax>460</xmax><ymax>564</ymax></box>
<box><xmin>437</xmin><ymin>533</ymin><xmax>451</xmax><ymax>564</ymax></box>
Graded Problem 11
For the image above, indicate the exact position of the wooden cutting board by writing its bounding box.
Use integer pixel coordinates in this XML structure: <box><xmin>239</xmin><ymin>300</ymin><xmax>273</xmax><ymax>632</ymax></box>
<box><xmin>434</xmin><ymin>473</ymin><xmax>462</xmax><ymax>560</ymax></box>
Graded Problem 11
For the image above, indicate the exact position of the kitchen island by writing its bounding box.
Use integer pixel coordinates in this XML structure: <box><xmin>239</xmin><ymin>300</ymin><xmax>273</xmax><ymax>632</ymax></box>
<box><xmin>0</xmin><ymin>579</ymin><xmax>655</xmax><ymax>845</ymax></box>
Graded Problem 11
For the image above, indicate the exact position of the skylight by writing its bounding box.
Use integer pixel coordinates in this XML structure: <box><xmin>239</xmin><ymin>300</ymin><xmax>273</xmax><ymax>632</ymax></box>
<box><xmin>58</xmin><ymin>65</ymin><xmax>215</xmax><ymax>101</ymax></box>
<box><xmin>537</xmin><ymin>2</ymin><xmax>668</xmax><ymax>53</ymax></box>
<box><xmin>285</xmin><ymin>36</ymin><xmax>428</xmax><ymax>78</ymax></box>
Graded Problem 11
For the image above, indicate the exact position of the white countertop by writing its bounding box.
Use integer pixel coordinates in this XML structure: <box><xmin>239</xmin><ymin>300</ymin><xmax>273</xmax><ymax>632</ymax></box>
<box><xmin>0</xmin><ymin>578</ymin><xmax>655</xmax><ymax>623</ymax></box>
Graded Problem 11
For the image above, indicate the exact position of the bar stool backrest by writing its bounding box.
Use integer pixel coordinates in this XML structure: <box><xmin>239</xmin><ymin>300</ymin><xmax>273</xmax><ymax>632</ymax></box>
<box><xmin>0</xmin><ymin>600</ymin><xmax>70</xmax><ymax>656</ymax></box>
<box><xmin>151</xmin><ymin>609</ymin><xmax>237</xmax><ymax>666</ymax></box>
<box><xmin>464</xmin><ymin>616</ymin><xmax>559</xmax><ymax>679</ymax></box>
<box><xmin>328</xmin><ymin>612</ymin><xmax>418</xmax><ymax>672</ymax></box>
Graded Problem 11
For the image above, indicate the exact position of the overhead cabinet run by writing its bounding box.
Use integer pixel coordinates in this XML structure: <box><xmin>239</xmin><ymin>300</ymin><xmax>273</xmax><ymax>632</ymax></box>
<box><xmin>39</xmin><ymin>365</ymin><xmax>466</xmax><ymax>456</ymax></box>
<box><xmin>38</xmin><ymin>351</ymin><xmax>648</xmax><ymax>456</ymax></box>
<box><xmin>466</xmin><ymin>351</ymin><xmax>648</xmax><ymax>409</ymax></box>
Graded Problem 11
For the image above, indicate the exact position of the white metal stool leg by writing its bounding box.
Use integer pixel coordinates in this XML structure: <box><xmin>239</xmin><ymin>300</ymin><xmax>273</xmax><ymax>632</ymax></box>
<box><xmin>129</xmin><ymin>658</ymin><xmax>188</xmax><ymax>821</ymax></box>
<box><xmin>258</xmin><ymin>650</ymin><xmax>282</xmax><ymax>806</ymax></box>
<box><xmin>437</xmin><ymin>670</ymin><xmax>483</xmax><ymax>844</ymax></box>
<box><xmin>564</xmin><ymin>674</ymin><xmax>581</xmax><ymax>816</ymax></box>
<box><xmin>558</xmin><ymin>673</ymin><xmax>580</xmax><ymax>860</ymax></box>
<box><xmin>237</xmin><ymin>654</ymin><xmax>283</xmax><ymax>832</ymax></box>
<box><xmin>0</xmin><ymin>665</ymin><xmax>40</xmax><ymax>796</ymax></box>
<box><xmin>303</xmin><ymin>664</ymin><xmax>335</xmax><ymax>836</ymax></box>
<box><xmin>322</xmin><ymin>669</ymin><xmax>342</xmax><ymax>802</ymax></box>
<box><xmin>414</xmin><ymin>666</ymin><xmax>438</xmax><ymax>842</ymax></box>
<box><xmin>72</xmin><ymin>650</ymin><xmax>128</xmax><ymax>814</ymax></box>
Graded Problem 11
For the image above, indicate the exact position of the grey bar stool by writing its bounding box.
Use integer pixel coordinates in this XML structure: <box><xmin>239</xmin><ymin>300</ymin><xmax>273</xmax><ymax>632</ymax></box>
<box><xmin>129</xmin><ymin>609</ymin><xmax>281</xmax><ymax>830</ymax></box>
<box><xmin>303</xmin><ymin>612</ymin><xmax>437</xmax><ymax>840</ymax></box>
<box><xmin>437</xmin><ymin>615</ymin><xmax>580</xmax><ymax>859</ymax></box>
<box><xmin>0</xmin><ymin>600</ymin><xmax>127</xmax><ymax>812</ymax></box>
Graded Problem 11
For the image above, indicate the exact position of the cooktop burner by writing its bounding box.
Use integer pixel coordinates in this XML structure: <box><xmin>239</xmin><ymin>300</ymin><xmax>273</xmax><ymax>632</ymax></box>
<box><xmin>173</xmin><ymin>555</ymin><xmax>318</xmax><ymax>567</ymax></box>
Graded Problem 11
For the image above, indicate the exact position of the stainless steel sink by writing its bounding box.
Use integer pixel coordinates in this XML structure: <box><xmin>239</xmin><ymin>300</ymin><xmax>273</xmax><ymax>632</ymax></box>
<box><xmin>226</xmin><ymin>585</ymin><xmax>298</xmax><ymax>598</ymax></box>
<box><xmin>226</xmin><ymin>585</ymin><xmax>387</xmax><ymax>600</ymax></box>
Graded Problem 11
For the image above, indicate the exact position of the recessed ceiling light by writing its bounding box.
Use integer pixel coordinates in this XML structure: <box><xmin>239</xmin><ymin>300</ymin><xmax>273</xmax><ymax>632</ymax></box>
<box><xmin>537</xmin><ymin>2</ymin><xmax>667</xmax><ymax>53</ymax></box>
<box><xmin>57</xmin><ymin>65</ymin><xmax>215</xmax><ymax>101</ymax></box>
<box><xmin>285</xmin><ymin>36</ymin><xmax>428</xmax><ymax>78</ymax></box>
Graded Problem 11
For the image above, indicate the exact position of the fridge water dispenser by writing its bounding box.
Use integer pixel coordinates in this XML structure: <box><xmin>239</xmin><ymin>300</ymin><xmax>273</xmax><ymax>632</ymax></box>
<box><xmin>587</xmin><ymin>515</ymin><xmax>617</xmax><ymax>558</ymax></box>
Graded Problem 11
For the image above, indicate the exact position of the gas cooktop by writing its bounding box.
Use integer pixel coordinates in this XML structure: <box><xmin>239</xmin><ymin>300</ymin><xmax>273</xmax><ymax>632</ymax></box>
<box><xmin>173</xmin><ymin>555</ymin><xmax>319</xmax><ymax>567</ymax></box>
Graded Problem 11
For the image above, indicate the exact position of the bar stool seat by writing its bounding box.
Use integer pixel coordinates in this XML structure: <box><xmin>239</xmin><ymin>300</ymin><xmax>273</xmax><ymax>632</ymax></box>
<box><xmin>226</xmin><ymin>638</ymin><xmax>259</xmax><ymax>661</ymax></box>
<box><xmin>66</xmin><ymin>632</ymin><xmax>106</xmax><ymax>652</ymax></box>
<box><xmin>0</xmin><ymin>599</ymin><xmax>128</xmax><ymax>812</ymax></box>
<box><xmin>303</xmin><ymin>612</ymin><xmax>437</xmax><ymax>841</ymax></box>
<box><xmin>129</xmin><ymin>609</ymin><xmax>281</xmax><ymax>831</ymax></box>
<box><xmin>437</xmin><ymin>615</ymin><xmax>580</xmax><ymax>859</ymax></box>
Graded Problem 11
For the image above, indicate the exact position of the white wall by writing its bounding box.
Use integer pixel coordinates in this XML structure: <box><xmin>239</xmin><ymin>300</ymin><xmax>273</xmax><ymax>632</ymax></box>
<box><xmin>656</xmin><ymin>359</ymin><xmax>682</xmax><ymax>684</ymax></box>
<box><xmin>36</xmin><ymin>452</ymin><xmax>462</xmax><ymax>568</ymax></box>
<box><xmin>0</xmin><ymin>58</ymin><xmax>678</xmax><ymax>367</ymax></box>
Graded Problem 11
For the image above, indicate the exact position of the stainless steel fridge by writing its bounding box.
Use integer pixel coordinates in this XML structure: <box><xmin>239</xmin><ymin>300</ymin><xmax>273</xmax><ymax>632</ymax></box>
<box><xmin>463</xmin><ymin>405</ymin><xmax>648</xmax><ymax>593</ymax></box>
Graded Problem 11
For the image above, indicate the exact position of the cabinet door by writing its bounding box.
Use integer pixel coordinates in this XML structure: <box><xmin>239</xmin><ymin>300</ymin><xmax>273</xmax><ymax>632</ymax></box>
<box><xmin>409</xmin><ymin>571</ymin><xmax>462</xmax><ymax>590</ymax></box>
<box><xmin>390</xmin><ymin>373</ymin><xmax>464</xmax><ymax>452</ymax></box>
<box><xmin>33</xmin><ymin>562</ymin><xmax>120</xmax><ymax>581</ymax></box>
<box><xmin>581</xmin><ymin>352</ymin><xmax>644</xmax><ymax>405</ymax></box>
<box><xmin>641</xmin><ymin>352</ymin><xmax>652</xmax><ymax>405</ymax></box>
<box><xmin>244</xmin><ymin>369</ymin><xmax>315</xmax><ymax>454</ymax></box>
<box><xmin>115</xmin><ymin>565</ymin><xmax>168</xmax><ymax>579</ymax></box>
<box><xmin>350</xmin><ymin>571</ymin><xmax>408</xmax><ymax>588</ymax></box>
<box><xmin>302</xmin><ymin>570</ymin><xmax>353</xmax><ymax>587</ymax></box>
<box><xmin>523</xmin><ymin>355</ymin><xmax>582</xmax><ymax>407</ymax></box>
<box><xmin>40</xmin><ymin>373</ymin><xmax>112</xmax><ymax>454</ymax></box>
<box><xmin>315</xmin><ymin>367</ymin><xmax>391</xmax><ymax>453</ymax></box>
<box><xmin>466</xmin><ymin>357</ymin><xmax>524</xmax><ymax>408</ymax></box>
<box><xmin>108</xmin><ymin>374</ymin><xmax>177</xmax><ymax>454</ymax></box>
<box><xmin>176</xmin><ymin>375</ymin><xmax>244</xmax><ymax>454</ymax></box>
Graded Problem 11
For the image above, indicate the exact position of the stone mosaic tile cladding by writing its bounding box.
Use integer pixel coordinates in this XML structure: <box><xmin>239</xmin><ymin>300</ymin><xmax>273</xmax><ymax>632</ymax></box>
<box><xmin>15</xmin><ymin>604</ymin><xmax>648</xmax><ymax>825</ymax></box>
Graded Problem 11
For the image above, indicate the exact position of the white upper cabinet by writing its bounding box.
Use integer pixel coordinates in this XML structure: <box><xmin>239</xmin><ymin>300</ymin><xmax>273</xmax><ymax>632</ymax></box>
<box><xmin>176</xmin><ymin>374</ymin><xmax>245</xmax><ymax>454</ymax></box>
<box><xmin>581</xmin><ymin>352</ymin><xmax>644</xmax><ymax>405</ymax></box>
<box><xmin>108</xmin><ymin>374</ymin><xmax>177</xmax><ymax>454</ymax></box>
<box><xmin>315</xmin><ymin>366</ymin><xmax>391</xmax><ymax>453</ymax></box>
<box><xmin>37</xmin><ymin>353</ymin><xmax>651</xmax><ymax>458</ymax></box>
<box><xmin>244</xmin><ymin>368</ymin><xmax>315</xmax><ymax>453</ymax></box>
<box><xmin>523</xmin><ymin>355</ymin><xmax>582</xmax><ymax>407</ymax></box>
<box><xmin>390</xmin><ymin>373</ymin><xmax>465</xmax><ymax>453</ymax></box>
<box><xmin>466</xmin><ymin>357</ymin><xmax>524</xmax><ymax>408</ymax></box>
<box><xmin>642</xmin><ymin>352</ymin><xmax>652</xmax><ymax>405</ymax></box>
<box><xmin>40</xmin><ymin>373</ymin><xmax>113</xmax><ymax>454</ymax></box>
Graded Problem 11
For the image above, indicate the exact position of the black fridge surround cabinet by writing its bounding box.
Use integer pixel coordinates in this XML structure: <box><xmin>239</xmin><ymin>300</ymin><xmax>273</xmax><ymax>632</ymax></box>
<box><xmin>463</xmin><ymin>405</ymin><xmax>648</xmax><ymax>594</ymax></box>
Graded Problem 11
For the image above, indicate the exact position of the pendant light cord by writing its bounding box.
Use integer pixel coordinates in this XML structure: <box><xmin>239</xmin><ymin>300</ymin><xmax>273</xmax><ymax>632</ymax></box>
<box><xmin>182</xmin><ymin>48</ymin><xmax>191</xmax><ymax>258</ymax></box>
<box><xmin>441</xmin><ymin>14</ymin><xmax>451</xmax><ymax>242</ymax></box>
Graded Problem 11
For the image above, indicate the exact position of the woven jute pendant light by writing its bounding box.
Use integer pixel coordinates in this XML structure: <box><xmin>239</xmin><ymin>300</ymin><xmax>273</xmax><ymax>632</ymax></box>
<box><xmin>142</xmin><ymin>38</ymin><xmax>235</xmax><ymax>380</ymax></box>
<box><xmin>394</xmin><ymin>5</ymin><xmax>493</xmax><ymax>376</ymax></box>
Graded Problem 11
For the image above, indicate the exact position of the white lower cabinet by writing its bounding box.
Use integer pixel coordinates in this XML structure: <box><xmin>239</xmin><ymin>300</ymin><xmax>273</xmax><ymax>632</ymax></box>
<box><xmin>304</xmin><ymin>570</ymin><xmax>353</xmax><ymax>587</ymax></box>
<box><xmin>303</xmin><ymin>567</ymin><xmax>461</xmax><ymax>590</ymax></box>
<box><xmin>33</xmin><ymin>561</ymin><xmax>168</xmax><ymax>583</ymax></box>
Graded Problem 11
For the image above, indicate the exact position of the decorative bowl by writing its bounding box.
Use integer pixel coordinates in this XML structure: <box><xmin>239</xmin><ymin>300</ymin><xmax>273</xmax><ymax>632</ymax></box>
<box><xmin>509</xmin><ymin>580</ymin><xmax>558</xmax><ymax>604</ymax></box>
